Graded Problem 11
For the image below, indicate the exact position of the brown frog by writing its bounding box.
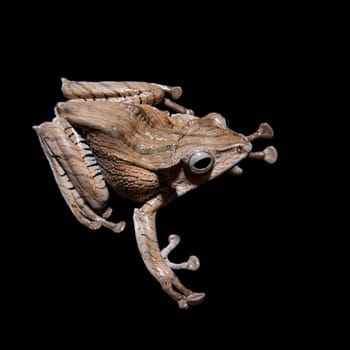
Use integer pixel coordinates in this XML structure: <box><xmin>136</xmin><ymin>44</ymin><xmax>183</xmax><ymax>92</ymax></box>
<box><xmin>33</xmin><ymin>79</ymin><xmax>277</xmax><ymax>309</ymax></box>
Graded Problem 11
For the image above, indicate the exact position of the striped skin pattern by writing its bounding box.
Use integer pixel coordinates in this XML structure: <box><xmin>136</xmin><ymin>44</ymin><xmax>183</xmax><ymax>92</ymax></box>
<box><xmin>34</xmin><ymin>79</ymin><xmax>277</xmax><ymax>309</ymax></box>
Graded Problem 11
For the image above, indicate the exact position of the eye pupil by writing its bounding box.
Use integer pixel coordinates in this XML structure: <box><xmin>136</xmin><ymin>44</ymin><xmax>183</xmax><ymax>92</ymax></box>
<box><xmin>194</xmin><ymin>157</ymin><xmax>211</xmax><ymax>170</ymax></box>
<box><xmin>188</xmin><ymin>151</ymin><xmax>213</xmax><ymax>174</ymax></box>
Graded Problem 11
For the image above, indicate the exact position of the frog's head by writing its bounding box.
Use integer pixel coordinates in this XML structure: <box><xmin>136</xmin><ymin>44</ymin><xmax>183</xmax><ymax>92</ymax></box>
<box><xmin>172</xmin><ymin>112</ymin><xmax>277</xmax><ymax>196</ymax></box>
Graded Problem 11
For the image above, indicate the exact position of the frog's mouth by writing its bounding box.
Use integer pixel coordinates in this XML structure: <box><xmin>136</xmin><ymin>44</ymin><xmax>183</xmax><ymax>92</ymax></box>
<box><xmin>229</xmin><ymin>123</ymin><xmax>278</xmax><ymax>176</ymax></box>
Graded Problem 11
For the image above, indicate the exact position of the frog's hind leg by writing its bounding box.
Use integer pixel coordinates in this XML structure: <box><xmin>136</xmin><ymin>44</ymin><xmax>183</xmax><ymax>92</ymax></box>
<box><xmin>33</xmin><ymin>117</ymin><xmax>125</xmax><ymax>233</ymax></box>
<box><xmin>61</xmin><ymin>78</ymin><xmax>194</xmax><ymax>114</ymax></box>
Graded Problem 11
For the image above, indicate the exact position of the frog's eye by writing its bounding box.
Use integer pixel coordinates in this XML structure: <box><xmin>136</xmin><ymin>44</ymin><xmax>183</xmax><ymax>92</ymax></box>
<box><xmin>188</xmin><ymin>151</ymin><xmax>214</xmax><ymax>174</ymax></box>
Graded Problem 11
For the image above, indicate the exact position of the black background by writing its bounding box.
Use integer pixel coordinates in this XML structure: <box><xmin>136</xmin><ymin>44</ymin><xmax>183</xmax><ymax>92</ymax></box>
<box><xmin>7</xmin><ymin>3</ymin><xmax>330</xmax><ymax>346</ymax></box>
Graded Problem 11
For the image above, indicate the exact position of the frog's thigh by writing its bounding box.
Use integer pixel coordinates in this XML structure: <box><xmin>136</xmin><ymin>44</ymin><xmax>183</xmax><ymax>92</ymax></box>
<box><xmin>62</xmin><ymin>79</ymin><xmax>166</xmax><ymax>105</ymax></box>
<box><xmin>34</xmin><ymin>118</ymin><xmax>124</xmax><ymax>232</ymax></box>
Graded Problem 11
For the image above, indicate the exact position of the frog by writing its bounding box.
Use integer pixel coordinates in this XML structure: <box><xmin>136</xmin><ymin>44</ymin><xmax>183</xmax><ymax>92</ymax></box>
<box><xmin>33</xmin><ymin>78</ymin><xmax>277</xmax><ymax>309</ymax></box>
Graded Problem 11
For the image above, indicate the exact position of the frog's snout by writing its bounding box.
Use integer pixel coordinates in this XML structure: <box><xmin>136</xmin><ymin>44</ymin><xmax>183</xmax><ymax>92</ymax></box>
<box><xmin>246</xmin><ymin>122</ymin><xmax>278</xmax><ymax>164</ymax></box>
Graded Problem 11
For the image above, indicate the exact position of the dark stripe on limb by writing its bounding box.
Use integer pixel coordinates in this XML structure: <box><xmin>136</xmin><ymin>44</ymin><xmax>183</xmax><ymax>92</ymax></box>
<box><xmin>92</xmin><ymin>171</ymin><xmax>102</xmax><ymax>179</ymax></box>
<box><xmin>76</xmin><ymin>81</ymin><xmax>94</xmax><ymax>97</ymax></box>
<box><xmin>140</xmin><ymin>232</ymin><xmax>158</xmax><ymax>244</ymax></box>
<box><xmin>74</xmin><ymin>140</ymin><xmax>85</xmax><ymax>145</ymax></box>
<box><xmin>83</xmin><ymin>154</ymin><xmax>95</xmax><ymax>159</ymax></box>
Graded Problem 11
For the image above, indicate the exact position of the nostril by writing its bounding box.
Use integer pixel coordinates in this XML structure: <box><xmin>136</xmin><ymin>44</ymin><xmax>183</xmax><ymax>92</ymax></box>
<box><xmin>237</xmin><ymin>144</ymin><xmax>252</xmax><ymax>153</ymax></box>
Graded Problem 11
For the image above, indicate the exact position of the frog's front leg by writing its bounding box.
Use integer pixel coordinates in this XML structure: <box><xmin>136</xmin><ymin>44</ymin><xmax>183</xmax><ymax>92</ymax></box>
<box><xmin>33</xmin><ymin>117</ymin><xmax>125</xmax><ymax>233</ymax></box>
<box><xmin>134</xmin><ymin>193</ymin><xmax>205</xmax><ymax>309</ymax></box>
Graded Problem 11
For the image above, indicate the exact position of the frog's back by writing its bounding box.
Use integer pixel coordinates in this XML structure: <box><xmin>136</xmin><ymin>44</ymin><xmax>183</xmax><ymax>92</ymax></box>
<box><xmin>56</xmin><ymin>100</ymin><xmax>183</xmax><ymax>202</ymax></box>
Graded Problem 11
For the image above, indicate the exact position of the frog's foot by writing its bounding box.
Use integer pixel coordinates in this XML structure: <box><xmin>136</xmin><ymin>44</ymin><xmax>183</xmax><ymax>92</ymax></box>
<box><xmin>159</xmin><ymin>276</ymin><xmax>206</xmax><ymax>309</ymax></box>
<box><xmin>157</xmin><ymin>238</ymin><xmax>205</xmax><ymax>308</ymax></box>
<box><xmin>161</xmin><ymin>234</ymin><xmax>200</xmax><ymax>271</ymax></box>
<box><xmin>176</xmin><ymin>291</ymin><xmax>206</xmax><ymax>309</ymax></box>
<box><xmin>180</xmin><ymin>293</ymin><xmax>206</xmax><ymax>308</ymax></box>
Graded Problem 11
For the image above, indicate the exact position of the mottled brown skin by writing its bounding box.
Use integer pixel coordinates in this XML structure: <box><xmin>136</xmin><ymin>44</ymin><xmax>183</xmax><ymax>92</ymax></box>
<box><xmin>34</xmin><ymin>79</ymin><xmax>277</xmax><ymax>308</ymax></box>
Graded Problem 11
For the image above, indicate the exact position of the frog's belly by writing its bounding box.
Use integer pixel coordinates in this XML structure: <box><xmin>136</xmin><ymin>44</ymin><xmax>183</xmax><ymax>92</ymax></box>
<box><xmin>98</xmin><ymin>158</ymin><xmax>161</xmax><ymax>203</ymax></box>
